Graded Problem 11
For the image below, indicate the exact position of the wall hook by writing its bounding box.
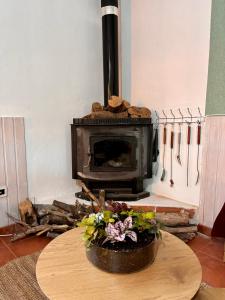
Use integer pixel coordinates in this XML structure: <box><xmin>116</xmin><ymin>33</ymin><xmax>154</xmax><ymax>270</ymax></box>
<box><xmin>187</xmin><ymin>107</ymin><xmax>193</xmax><ymax>123</ymax></box>
<box><xmin>154</xmin><ymin>111</ymin><xmax>159</xmax><ymax>128</ymax></box>
<box><xmin>162</xmin><ymin>110</ymin><xmax>168</xmax><ymax>125</ymax></box>
<box><xmin>197</xmin><ymin>107</ymin><xmax>203</xmax><ymax>123</ymax></box>
<box><xmin>170</xmin><ymin>109</ymin><xmax>176</xmax><ymax>124</ymax></box>
<box><xmin>178</xmin><ymin>108</ymin><xmax>184</xmax><ymax>121</ymax></box>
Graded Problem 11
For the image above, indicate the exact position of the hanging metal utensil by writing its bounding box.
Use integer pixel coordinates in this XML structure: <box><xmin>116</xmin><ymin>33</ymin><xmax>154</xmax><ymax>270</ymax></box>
<box><xmin>169</xmin><ymin>109</ymin><xmax>175</xmax><ymax>187</ymax></box>
<box><xmin>170</xmin><ymin>125</ymin><xmax>174</xmax><ymax>187</ymax></box>
<box><xmin>160</xmin><ymin>124</ymin><xmax>167</xmax><ymax>181</ymax></box>
<box><xmin>186</xmin><ymin>108</ymin><xmax>192</xmax><ymax>187</ymax></box>
<box><xmin>153</xmin><ymin>111</ymin><xmax>160</xmax><ymax>176</ymax></box>
<box><xmin>187</xmin><ymin>123</ymin><xmax>191</xmax><ymax>187</ymax></box>
<box><xmin>161</xmin><ymin>110</ymin><xmax>167</xmax><ymax>181</ymax></box>
<box><xmin>177</xmin><ymin>108</ymin><xmax>184</xmax><ymax>165</ymax></box>
<box><xmin>195</xmin><ymin>121</ymin><xmax>202</xmax><ymax>185</ymax></box>
<box><xmin>176</xmin><ymin>122</ymin><xmax>182</xmax><ymax>165</ymax></box>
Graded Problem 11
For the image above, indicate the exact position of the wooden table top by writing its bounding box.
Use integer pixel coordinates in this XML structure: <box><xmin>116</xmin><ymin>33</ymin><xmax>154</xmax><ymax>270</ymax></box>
<box><xmin>36</xmin><ymin>228</ymin><xmax>202</xmax><ymax>300</ymax></box>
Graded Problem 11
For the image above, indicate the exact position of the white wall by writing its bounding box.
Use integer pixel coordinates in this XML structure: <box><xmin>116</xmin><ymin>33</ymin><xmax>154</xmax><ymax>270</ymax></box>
<box><xmin>0</xmin><ymin>0</ymin><xmax>103</xmax><ymax>204</ymax></box>
<box><xmin>121</xmin><ymin>0</ymin><xmax>131</xmax><ymax>100</ymax></box>
<box><xmin>131</xmin><ymin>0</ymin><xmax>212</xmax><ymax>205</ymax></box>
<box><xmin>0</xmin><ymin>0</ymin><xmax>212</xmax><ymax>207</ymax></box>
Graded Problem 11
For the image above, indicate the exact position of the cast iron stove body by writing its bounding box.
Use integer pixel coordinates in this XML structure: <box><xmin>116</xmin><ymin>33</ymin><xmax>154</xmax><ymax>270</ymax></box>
<box><xmin>71</xmin><ymin>118</ymin><xmax>153</xmax><ymax>200</ymax></box>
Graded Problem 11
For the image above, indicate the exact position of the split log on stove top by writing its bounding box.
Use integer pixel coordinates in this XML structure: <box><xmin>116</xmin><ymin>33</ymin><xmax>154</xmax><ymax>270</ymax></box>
<box><xmin>92</xmin><ymin>102</ymin><xmax>104</xmax><ymax>112</ymax></box>
<box><xmin>107</xmin><ymin>96</ymin><xmax>130</xmax><ymax>113</ymax></box>
<box><xmin>84</xmin><ymin>110</ymin><xmax>129</xmax><ymax>119</ymax></box>
<box><xmin>128</xmin><ymin>106</ymin><xmax>151</xmax><ymax>118</ymax></box>
<box><xmin>84</xmin><ymin>97</ymin><xmax>151</xmax><ymax>119</ymax></box>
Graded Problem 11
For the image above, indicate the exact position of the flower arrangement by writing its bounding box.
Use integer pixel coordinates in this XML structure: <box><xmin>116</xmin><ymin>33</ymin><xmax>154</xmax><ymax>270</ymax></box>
<box><xmin>78</xmin><ymin>202</ymin><xmax>161</xmax><ymax>249</ymax></box>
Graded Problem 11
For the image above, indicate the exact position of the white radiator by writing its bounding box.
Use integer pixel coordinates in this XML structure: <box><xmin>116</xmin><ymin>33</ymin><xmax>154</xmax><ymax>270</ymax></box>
<box><xmin>199</xmin><ymin>115</ymin><xmax>225</xmax><ymax>228</ymax></box>
<box><xmin>0</xmin><ymin>117</ymin><xmax>28</xmax><ymax>227</ymax></box>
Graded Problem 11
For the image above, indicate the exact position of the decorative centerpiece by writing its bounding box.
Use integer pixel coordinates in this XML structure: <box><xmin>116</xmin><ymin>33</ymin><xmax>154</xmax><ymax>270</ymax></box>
<box><xmin>78</xmin><ymin>201</ymin><xmax>161</xmax><ymax>273</ymax></box>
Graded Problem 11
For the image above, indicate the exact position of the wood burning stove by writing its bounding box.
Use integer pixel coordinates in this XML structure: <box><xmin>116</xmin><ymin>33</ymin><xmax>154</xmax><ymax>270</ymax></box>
<box><xmin>70</xmin><ymin>1</ymin><xmax>153</xmax><ymax>200</ymax></box>
<box><xmin>71</xmin><ymin>118</ymin><xmax>153</xmax><ymax>200</ymax></box>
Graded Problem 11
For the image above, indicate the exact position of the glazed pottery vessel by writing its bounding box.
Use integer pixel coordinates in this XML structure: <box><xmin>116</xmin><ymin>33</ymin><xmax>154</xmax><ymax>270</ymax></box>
<box><xmin>86</xmin><ymin>238</ymin><xmax>159</xmax><ymax>273</ymax></box>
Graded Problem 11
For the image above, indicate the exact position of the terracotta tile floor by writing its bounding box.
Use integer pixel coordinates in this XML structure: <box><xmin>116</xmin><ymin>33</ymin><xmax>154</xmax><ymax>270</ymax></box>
<box><xmin>0</xmin><ymin>231</ymin><xmax>224</xmax><ymax>288</ymax></box>
<box><xmin>187</xmin><ymin>235</ymin><xmax>225</xmax><ymax>288</ymax></box>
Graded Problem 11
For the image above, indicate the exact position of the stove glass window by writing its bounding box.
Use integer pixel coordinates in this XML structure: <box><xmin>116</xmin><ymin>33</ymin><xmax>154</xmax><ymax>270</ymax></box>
<box><xmin>90</xmin><ymin>136</ymin><xmax>137</xmax><ymax>171</ymax></box>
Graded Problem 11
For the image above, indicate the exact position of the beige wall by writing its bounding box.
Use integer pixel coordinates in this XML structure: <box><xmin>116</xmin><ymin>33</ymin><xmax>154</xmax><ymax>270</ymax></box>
<box><xmin>131</xmin><ymin>0</ymin><xmax>212</xmax><ymax>205</ymax></box>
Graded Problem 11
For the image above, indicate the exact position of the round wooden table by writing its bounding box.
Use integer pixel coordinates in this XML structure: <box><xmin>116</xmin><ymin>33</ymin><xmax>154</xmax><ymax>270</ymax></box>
<box><xmin>36</xmin><ymin>228</ymin><xmax>202</xmax><ymax>300</ymax></box>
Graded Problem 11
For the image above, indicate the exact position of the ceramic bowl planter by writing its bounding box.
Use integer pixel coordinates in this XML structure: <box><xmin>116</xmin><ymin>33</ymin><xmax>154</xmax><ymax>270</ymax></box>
<box><xmin>86</xmin><ymin>237</ymin><xmax>159</xmax><ymax>273</ymax></box>
<box><xmin>79</xmin><ymin>202</ymin><xmax>161</xmax><ymax>273</ymax></box>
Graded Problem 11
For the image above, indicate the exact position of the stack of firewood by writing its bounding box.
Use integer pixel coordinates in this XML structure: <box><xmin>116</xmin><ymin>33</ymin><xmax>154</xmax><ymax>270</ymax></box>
<box><xmin>9</xmin><ymin>199</ymin><xmax>94</xmax><ymax>241</ymax></box>
<box><xmin>9</xmin><ymin>183</ymin><xmax>197</xmax><ymax>243</ymax></box>
<box><xmin>155</xmin><ymin>211</ymin><xmax>197</xmax><ymax>243</ymax></box>
<box><xmin>83</xmin><ymin>96</ymin><xmax>151</xmax><ymax>119</ymax></box>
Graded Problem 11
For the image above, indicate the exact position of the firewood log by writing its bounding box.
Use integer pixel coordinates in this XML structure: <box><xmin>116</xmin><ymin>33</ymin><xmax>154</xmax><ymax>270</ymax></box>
<box><xmin>38</xmin><ymin>209</ymin><xmax>76</xmax><ymax>225</ymax></box>
<box><xmin>81</xmin><ymin>182</ymin><xmax>101</xmax><ymax>207</ymax></box>
<box><xmin>99</xmin><ymin>190</ymin><xmax>106</xmax><ymax>210</ymax></box>
<box><xmin>53</xmin><ymin>200</ymin><xmax>80</xmax><ymax>217</ymax></box>
<box><xmin>89</xmin><ymin>111</ymin><xmax>128</xmax><ymax>119</ymax></box>
<box><xmin>46</xmin><ymin>232</ymin><xmax>60</xmax><ymax>239</ymax></box>
<box><xmin>7</xmin><ymin>213</ymin><xmax>31</xmax><ymax>228</ymax></box>
<box><xmin>19</xmin><ymin>199</ymin><xmax>38</xmax><ymax>226</ymax></box>
<box><xmin>122</xmin><ymin>100</ymin><xmax>131</xmax><ymax>110</ymax></box>
<box><xmin>156</xmin><ymin>212</ymin><xmax>189</xmax><ymax>226</ymax></box>
<box><xmin>107</xmin><ymin>97</ymin><xmax>131</xmax><ymax>113</ymax></box>
<box><xmin>128</xmin><ymin>106</ymin><xmax>151</xmax><ymax>118</ymax></box>
<box><xmin>92</xmin><ymin>102</ymin><xmax>103</xmax><ymax>112</ymax></box>
<box><xmin>108</xmin><ymin>96</ymin><xmax>123</xmax><ymax>110</ymax></box>
<box><xmin>11</xmin><ymin>224</ymin><xmax>70</xmax><ymax>241</ymax></box>
<box><xmin>74</xmin><ymin>199</ymin><xmax>94</xmax><ymax>216</ymax></box>
<box><xmin>174</xmin><ymin>232</ymin><xmax>196</xmax><ymax>243</ymax></box>
<box><xmin>39</xmin><ymin>214</ymin><xmax>74</xmax><ymax>226</ymax></box>
<box><xmin>34</xmin><ymin>204</ymin><xmax>65</xmax><ymax>218</ymax></box>
<box><xmin>163</xmin><ymin>225</ymin><xmax>197</xmax><ymax>234</ymax></box>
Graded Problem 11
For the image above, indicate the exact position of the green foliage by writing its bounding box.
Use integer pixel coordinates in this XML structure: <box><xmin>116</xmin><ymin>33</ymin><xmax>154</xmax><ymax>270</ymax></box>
<box><xmin>103</xmin><ymin>211</ymin><xmax>115</xmax><ymax>223</ymax></box>
<box><xmin>78</xmin><ymin>209</ymin><xmax>160</xmax><ymax>248</ymax></box>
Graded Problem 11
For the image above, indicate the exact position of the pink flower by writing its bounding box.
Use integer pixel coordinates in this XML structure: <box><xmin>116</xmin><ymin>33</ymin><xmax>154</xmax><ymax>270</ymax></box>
<box><xmin>103</xmin><ymin>216</ymin><xmax>137</xmax><ymax>244</ymax></box>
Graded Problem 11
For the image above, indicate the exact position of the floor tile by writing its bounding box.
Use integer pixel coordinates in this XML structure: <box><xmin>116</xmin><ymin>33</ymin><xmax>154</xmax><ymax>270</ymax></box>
<box><xmin>0</xmin><ymin>246</ymin><xmax>16</xmax><ymax>267</ymax></box>
<box><xmin>193</xmin><ymin>250</ymin><xmax>225</xmax><ymax>288</ymax></box>
<box><xmin>7</xmin><ymin>236</ymin><xmax>51</xmax><ymax>257</ymax></box>
<box><xmin>202</xmin><ymin>238</ymin><xmax>224</xmax><ymax>261</ymax></box>
<box><xmin>0</xmin><ymin>239</ymin><xmax>6</xmax><ymax>249</ymax></box>
<box><xmin>0</xmin><ymin>234</ymin><xmax>14</xmax><ymax>244</ymax></box>
<box><xmin>188</xmin><ymin>234</ymin><xmax>211</xmax><ymax>252</ymax></box>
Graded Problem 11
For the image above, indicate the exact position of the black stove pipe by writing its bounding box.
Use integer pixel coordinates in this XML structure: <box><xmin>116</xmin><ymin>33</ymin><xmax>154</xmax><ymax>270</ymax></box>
<box><xmin>101</xmin><ymin>0</ymin><xmax>119</xmax><ymax>107</ymax></box>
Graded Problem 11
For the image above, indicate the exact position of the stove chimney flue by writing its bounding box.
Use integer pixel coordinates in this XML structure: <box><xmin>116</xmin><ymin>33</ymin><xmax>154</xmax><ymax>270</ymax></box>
<box><xmin>101</xmin><ymin>0</ymin><xmax>119</xmax><ymax>107</ymax></box>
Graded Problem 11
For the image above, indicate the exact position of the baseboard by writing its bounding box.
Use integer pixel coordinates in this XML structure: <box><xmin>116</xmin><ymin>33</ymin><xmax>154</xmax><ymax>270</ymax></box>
<box><xmin>198</xmin><ymin>224</ymin><xmax>212</xmax><ymax>236</ymax></box>
<box><xmin>0</xmin><ymin>224</ymin><xmax>15</xmax><ymax>234</ymax></box>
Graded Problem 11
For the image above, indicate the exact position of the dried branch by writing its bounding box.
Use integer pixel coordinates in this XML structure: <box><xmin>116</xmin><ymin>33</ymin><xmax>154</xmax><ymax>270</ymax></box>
<box><xmin>80</xmin><ymin>182</ymin><xmax>100</xmax><ymax>207</ymax></box>
<box><xmin>11</xmin><ymin>224</ymin><xmax>70</xmax><ymax>242</ymax></box>
<box><xmin>7</xmin><ymin>213</ymin><xmax>31</xmax><ymax>228</ymax></box>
